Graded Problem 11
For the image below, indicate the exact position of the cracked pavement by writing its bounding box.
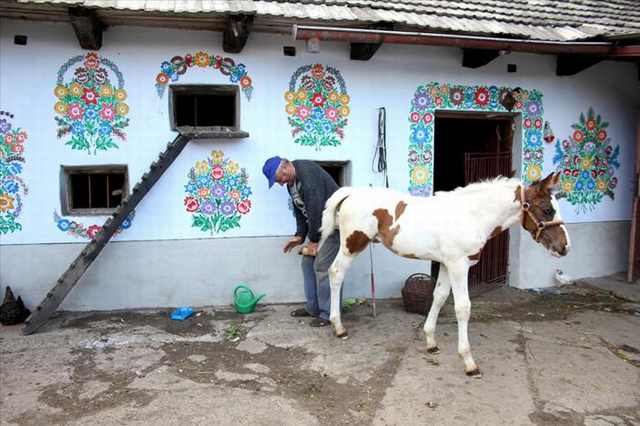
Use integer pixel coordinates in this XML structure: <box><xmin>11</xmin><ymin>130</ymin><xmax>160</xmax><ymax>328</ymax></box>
<box><xmin>1</xmin><ymin>286</ymin><xmax>639</xmax><ymax>425</ymax></box>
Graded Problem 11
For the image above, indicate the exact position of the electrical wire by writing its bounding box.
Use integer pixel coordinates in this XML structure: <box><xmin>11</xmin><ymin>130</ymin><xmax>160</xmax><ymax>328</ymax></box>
<box><xmin>372</xmin><ymin>107</ymin><xmax>389</xmax><ymax>188</ymax></box>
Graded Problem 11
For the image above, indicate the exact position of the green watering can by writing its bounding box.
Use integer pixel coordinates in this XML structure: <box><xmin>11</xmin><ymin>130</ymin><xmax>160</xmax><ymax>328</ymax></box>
<box><xmin>233</xmin><ymin>284</ymin><xmax>265</xmax><ymax>314</ymax></box>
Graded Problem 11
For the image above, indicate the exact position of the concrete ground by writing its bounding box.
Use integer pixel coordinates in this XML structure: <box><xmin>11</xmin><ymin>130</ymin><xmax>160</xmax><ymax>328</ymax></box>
<box><xmin>1</xmin><ymin>283</ymin><xmax>639</xmax><ymax>426</ymax></box>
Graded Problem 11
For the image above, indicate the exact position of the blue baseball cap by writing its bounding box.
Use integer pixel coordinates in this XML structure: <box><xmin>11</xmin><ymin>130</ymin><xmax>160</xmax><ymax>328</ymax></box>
<box><xmin>262</xmin><ymin>156</ymin><xmax>282</xmax><ymax>188</ymax></box>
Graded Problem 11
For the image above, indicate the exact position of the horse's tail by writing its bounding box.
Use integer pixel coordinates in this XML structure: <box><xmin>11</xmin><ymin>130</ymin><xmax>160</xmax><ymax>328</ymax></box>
<box><xmin>319</xmin><ymin>187</ymin><xmax>353</xmax><ymax>249</ymax></box>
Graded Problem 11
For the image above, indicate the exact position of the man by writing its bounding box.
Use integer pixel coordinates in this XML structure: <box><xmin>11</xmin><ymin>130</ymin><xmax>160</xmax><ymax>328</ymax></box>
<box><xmin>262</xmin><ymin>156</ymin><xmax>341</xmax><ymax>327</ymax></box>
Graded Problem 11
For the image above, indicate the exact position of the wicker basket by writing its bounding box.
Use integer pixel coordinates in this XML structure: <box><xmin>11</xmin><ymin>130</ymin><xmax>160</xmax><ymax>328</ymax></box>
<box><xmin>401</xmin><ymin>273</ymin><xmax>435</xmax><ymax>315</ymax></box>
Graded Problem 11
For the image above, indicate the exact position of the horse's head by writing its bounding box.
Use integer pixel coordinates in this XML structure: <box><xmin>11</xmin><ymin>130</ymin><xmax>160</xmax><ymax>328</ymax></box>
<box><xmin>519</xmin><ymin>172</ymin><xmax>570</xmax><ymax>257</ymax></box>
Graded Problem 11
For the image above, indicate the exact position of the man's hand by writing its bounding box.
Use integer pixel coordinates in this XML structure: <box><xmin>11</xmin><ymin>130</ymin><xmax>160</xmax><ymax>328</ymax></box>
<box><xmin>283</xmin><ymin>236</ymin><xmax>303</xmax><ymax>253</ymax></box>
<box><xmin>299</xmin><ymin>242</ymin><xmax>319</xmax><ymax>256</ymax></box>
<box><xmin>305</xmin><ymin>242</ymin><xmax>319</xmax><ymax>256</ymax></box>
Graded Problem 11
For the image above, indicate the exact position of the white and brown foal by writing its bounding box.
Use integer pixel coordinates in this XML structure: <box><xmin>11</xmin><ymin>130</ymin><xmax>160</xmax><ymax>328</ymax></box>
<box><xmin>318</xmin><ymin>172</ymin><xmax>569</xmax><ymax>377</ymax></box>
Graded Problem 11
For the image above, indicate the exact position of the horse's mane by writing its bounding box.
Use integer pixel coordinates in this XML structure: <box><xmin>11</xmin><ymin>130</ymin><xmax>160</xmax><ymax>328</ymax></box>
<box><xmin>433</xmin><ymin>176</ymin><xmax>520</xmax><ymax>198</ymax></box>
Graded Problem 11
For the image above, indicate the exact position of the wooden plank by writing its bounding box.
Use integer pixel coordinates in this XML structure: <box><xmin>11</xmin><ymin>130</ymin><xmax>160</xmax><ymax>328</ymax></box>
<box><xmin>68</xmin><ymin>7</ymin><xmax>104</xmax><ymax>50</ymax></box>
<box><xmin>350</xmin><ymin>41</ymin><xmax>383</xmax><ymax>61</ymax></box>
<box><xmin>556</xmin><ymin>54</ymin><xmax>603</xmax><ymax>76</ymax></box>
<box><xmin>223</xmin><ymin>15</ymin><xmax>253</xmax><ymax>54</ymax></box>
<box><xmin>23</xmin><ymin>135</ymin><xmax>190</xmax><ymax>335</ymax></box>
<box><xmin>350</xmin><ymin>22</ymin><xmax>394</xmax><ymax>61</ymax></box>
<box><xmin>462</xmin><ymin>48</ymin><xmax>501</xmax><ymax>69</ymax></box>
<box><xmin>629</xmin><ymin>197</ymin><xmax>640</xmax><ymax>282</ymax></box>
<box><xmin>629</xmin><ymin>115</ymin><xmax>640</xmax><ymax>282</ymax></box>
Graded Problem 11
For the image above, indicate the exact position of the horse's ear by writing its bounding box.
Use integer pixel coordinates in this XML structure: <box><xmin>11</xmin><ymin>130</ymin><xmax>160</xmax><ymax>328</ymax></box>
<box><xmin>540</xmin><ymin>172</ymin><xmax>560</xmax><ymax>192</ymax></box>
<box><xmin>509</xmin><ymin>169</ymin><xmax>517</xmax><ymax>178</ymax></box>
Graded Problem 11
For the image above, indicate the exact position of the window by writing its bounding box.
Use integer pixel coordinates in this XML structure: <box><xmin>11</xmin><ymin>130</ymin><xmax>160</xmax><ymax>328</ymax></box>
<box><xmin>61</xmin><ymin>165</ymin><xmax>129</xmax><ymax>215</ymax></box>
<box><xmin>169</xmin><ymin>85</ymin><xmax>249</xmax><ymax>138</ymax></box>
<box><xmin>314</xmin><ymin>161</ymin><xmax>351</xmax><ymax>187</ymax></box>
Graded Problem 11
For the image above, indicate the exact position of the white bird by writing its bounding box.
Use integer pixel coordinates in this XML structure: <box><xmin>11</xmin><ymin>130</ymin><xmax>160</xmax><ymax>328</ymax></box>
<box><xmin>554</xmin><ymin>269</ymin><xmax>574</xmax><ymax>286</ymax></box>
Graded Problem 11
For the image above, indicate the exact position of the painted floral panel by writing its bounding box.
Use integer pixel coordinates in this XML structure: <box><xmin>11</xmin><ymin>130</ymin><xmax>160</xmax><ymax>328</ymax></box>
<box><xmin>0</xmin><ymin>111</ymin><xmax>28</xmax><ymax>234</ymax></box>
<box><xmin>54</xmin><ymin>210</ymin><xmax>135</xmax><ymax>240</ymax></box>
<box><xmin>185</xmin><ymin>151</ymin><xmax>252</xmax><ymax>234</ymax></box>
<box><xmin>54</xmin><ymin>53</ymin><xmax>129</xmax><ymax>154</ymax></box>
<box><xmin>155</xmin><ymin>52</ymin><xmax>253</xmax><ymax>100</ymax></box>
<box><xmin>408</xmin><ymin>82</ymin><xmax>544</xmax><ymax>196</ymax></box>
<box><xmin>285</xmin><ymin>64</ymin><xmax>349</xmax><ymax>150</ymax></box>
<box><xmin>553</xmin><ymin>107</ymin><xmax>620</xmax><ymax>213</ymax></box>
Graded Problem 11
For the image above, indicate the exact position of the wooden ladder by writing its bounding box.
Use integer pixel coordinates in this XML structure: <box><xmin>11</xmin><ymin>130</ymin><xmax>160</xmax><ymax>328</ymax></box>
<box><xmin>23</xmin><ymin>134</ymin><xmax>190</xmax><ymax>335</ymax></box>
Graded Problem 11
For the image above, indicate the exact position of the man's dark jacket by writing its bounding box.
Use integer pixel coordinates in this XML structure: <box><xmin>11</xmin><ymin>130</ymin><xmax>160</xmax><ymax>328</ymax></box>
<box><xmin>287</xmin><ymin>160</ymin><xmax>339</xmax><ymax>243</ymax></box>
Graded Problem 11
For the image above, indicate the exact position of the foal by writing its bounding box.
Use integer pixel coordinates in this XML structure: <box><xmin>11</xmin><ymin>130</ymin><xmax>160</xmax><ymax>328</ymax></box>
<box><xmin>318</xmin><ymin>172</ymin><xmax>570</xmax><ymax>376</ymax></box>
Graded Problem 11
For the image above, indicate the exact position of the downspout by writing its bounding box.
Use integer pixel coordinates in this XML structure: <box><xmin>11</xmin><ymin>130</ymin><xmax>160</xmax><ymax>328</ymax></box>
<box><xmin>293</xmin><ymin>24</ymin><xmax>616</xmax><ymax>55</ymax></box>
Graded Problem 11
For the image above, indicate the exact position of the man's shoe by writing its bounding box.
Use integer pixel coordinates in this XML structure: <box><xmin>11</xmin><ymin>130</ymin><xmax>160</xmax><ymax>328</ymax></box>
<box><xmin>290</xmin><ymin>308</ymin><xmax>312</xmax><ymax>317</ymax></box>
<box><xmin>309</xmin><ymin>318</ymin><xmax>331</xmax><ymax>327</ymax></box>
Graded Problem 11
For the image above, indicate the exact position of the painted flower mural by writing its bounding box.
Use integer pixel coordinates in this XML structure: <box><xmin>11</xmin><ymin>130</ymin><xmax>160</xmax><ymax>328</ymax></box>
<box><xmin>408</xmin><ymin>82</ymin><xmax>544</xmax><ymax>196</ymax></box>
<box><xmin>553</xmin><ymin>107</ymin><xmax>620</xmax><ymax>213</ymax></box>
<box><xmin>185</xmin><ymin>150</ymin><xmax>252</xmax><ymax>234</ymax></box>
<box><xmin>0</xmin><ymin>111</ymin><xmax>28</xmax><ymax>234</ymax></box>
<box><xmin>54</xmin><ymin>52</ymin><xmax>129</xmax><ymax>154</ymax></box>
<box><xmin>285</xmin><ymin>64</ymin><xmax>350</xmax><ymax>150</ymax></box>
<box><xmin>154</xmin><ymin>52</ymin><xmax>254</xmax><ymax>100</ymax></box>
<box><xmin>53</xmin><ymin>210</ymin><xmax>135</xmax><ymax>240</ymax></box>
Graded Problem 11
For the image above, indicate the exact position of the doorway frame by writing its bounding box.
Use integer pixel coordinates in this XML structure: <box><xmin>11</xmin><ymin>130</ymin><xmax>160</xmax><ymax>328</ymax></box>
<box><xmin>432</xmin><ymin>111</ymin><xmax>519</xmax><ymax>291</ymax></box>
<box><xmin>408</xmin><ymin>81</ymin><xmax>545</xmax><ymax>288</ymax></box>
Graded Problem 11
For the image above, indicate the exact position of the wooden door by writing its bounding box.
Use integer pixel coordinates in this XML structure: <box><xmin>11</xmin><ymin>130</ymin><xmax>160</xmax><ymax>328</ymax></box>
<box><xmin>464</xmin><ymin>151</ymin><xmax>512</xmax><ymax>294</ymax></box>
<box><xmin>629</xmin><ymin>117</ymin><xmax>640</xmax><ymax>282</ymax></box>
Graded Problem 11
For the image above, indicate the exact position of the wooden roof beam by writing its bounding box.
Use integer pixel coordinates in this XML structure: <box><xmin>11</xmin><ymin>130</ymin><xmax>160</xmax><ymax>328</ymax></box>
<box><xmin>556</xmin><ymin>54</ymin><xmax>604</xmax><ymax>76</ymax></box>
<box><xmin>223</xmin><ymin>14</ymin><xmax>253</xmax><ymax>54</ymax></box>
<box><xmin>462</xmin><ymin>48</ymin><xmax>501</xmax><ymax>68</ymax></box>
<box><xmin>68</xmin><ymin>7</ymin><xmax>103</xmax><ymax>50</ymax></box>
<box><xmin>350</xmin><ymin>22</ymin><xmax>394</xmax><ymax>61</ymax></box>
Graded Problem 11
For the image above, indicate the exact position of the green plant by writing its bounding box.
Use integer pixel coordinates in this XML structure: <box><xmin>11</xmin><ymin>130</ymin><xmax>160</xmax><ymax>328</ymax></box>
<box><xmin>224</xmin><ymin>323</ymin><xmax>243</xmax><ymax>340</ymax></box>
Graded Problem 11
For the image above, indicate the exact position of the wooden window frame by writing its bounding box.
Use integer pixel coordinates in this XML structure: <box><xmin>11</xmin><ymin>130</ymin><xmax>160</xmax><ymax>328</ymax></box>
<box><xmin>60</xmin><ymin>165</ymin><xmax>129</xmax><ymax>216</ymax></box>
<box><xmin>169</xmin><ymin>84</ymin><xmax>249</xmax><ymax>139</ymax></box>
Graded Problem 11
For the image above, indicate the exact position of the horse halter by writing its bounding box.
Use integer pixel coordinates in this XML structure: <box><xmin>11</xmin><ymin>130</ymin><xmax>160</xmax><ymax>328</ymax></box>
<box><xmin>519</xmin><ymin>185</ymin><xmax>564</xmax><ymax>242</ymax></box>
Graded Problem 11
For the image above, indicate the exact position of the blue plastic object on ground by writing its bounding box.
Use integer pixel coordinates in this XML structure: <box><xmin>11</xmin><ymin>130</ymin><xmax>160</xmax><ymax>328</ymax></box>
<box><xmin>170</xmin><ymin>307</ymin><xmax>194</xmax><ymax>320</ymax></box>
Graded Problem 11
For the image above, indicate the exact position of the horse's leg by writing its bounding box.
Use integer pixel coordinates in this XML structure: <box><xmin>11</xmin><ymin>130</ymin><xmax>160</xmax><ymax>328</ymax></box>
<box><xmin>424</xmin><ymin>265</ymin><xmax>451</xmax><ymax>353</ymax></box>
<box><xmin>328</xmin><ymin>251</ymin><xmax>355</xmax><ymax>338</ymax></box>
<box><xmin>447</xmin><ymin>259</ymin><xmax>481</xmax><ymax>377</ymax></box>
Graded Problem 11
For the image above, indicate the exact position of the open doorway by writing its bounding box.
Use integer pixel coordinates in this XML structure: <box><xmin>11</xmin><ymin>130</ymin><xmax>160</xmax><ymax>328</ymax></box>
<box><xmin>432</xmin><ymin>111</ymin><xmax>515</xmax><ymax>295</ymax></box>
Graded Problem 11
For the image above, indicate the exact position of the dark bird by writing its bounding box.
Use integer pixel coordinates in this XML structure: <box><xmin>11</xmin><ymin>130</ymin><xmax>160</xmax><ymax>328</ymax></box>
<box><xmin>0</xmin><ymin>286</ymin><xmax>31</xmax><ymax>325</ymax></box>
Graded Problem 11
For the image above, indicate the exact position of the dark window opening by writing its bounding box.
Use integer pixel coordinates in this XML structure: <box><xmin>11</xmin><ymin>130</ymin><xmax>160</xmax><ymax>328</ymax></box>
<box><xmin>314</xmin><ymin>161</ymin><xmax>351</xmax><ymax>187</ymax></box>
<box><xmin>169</xmin><ymin>85</ymin><xmax>248</xmax><ymax>138</ymax></box>
<box><xmin>62</xmin><ymin>165</ymin><xmax>128</xmax><ymax>215</ymax></box>
<box><xmin>174</xmin><ymin>92</ymin><xmax>236</xmax><ymax>127</ymax></box>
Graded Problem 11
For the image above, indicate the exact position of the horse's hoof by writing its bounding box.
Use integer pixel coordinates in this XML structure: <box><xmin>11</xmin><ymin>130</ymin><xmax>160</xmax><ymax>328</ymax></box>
<box><xmin>336</xmin><ymin>330</ymin><xmax>348</xmax><ymax>339</ymax></box>
<box><xmin>427</xmin><ymin>346</ymin><xmax>440</xmax><ymax>354</ymax></box>
<box><xmin>465</xmin><ymin>368</ymin><xmax>482</xmax><ymax>378</ymax></box>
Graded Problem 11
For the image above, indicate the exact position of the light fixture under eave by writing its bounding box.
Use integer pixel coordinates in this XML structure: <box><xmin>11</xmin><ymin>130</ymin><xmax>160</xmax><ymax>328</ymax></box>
<box><xmin>306</xmin><ymin>37</ymin><xmax>320</xmax><ymax>53</ymax></box>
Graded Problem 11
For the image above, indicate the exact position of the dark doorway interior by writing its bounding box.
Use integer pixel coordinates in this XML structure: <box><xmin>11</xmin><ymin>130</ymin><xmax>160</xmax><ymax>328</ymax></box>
<box><xmin>432</xmin><ymin>112</ymin><xmax>514</xmax><ymax>295</ymax></box>
<box><xmin>434</xmin><ymin>113</ymin><xmax>513</xmax><ymax>193</ymax></box>
<box><xmin>315</xmin><ymin>161</ymin><xmax>350</xmax><ymax>187</ymax></box>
